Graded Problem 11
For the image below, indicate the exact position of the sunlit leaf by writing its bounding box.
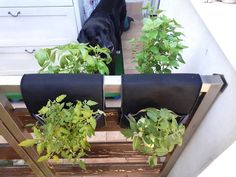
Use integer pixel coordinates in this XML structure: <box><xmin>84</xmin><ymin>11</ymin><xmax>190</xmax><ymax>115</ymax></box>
<box><xmin>18</xmin><ymin>139</ymin><xmax>37</xmax><ymax>147</ymax></box>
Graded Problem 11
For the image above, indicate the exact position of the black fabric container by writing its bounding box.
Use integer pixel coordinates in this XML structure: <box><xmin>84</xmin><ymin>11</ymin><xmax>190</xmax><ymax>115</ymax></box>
<box><xmin>120</xmin><ymin>74</ymin><xmax>202</xmax><ymax>128</ymax></box>
<box><xmin>21</xmin><ymin>74</ymin><xmax>105</xmax><ymax>128</ymax></box>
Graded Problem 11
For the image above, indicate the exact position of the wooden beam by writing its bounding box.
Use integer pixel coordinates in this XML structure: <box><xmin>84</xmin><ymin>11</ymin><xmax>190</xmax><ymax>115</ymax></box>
<box><xmin>0</xmin><ymin>120</ymin><xmax>47</xmax><ymax>177</ymax></box>
<box><xmin>0</xmin><ymin>95</ymin><xmax>54</xmax><ymax>177</ymax></box>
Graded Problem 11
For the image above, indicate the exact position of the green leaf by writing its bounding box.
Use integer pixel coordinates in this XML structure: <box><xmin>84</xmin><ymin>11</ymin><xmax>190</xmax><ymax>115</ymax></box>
<box><xmin>37</xmin><ymin>155</ymin><xmax>49</xmax><ymax>162</ymax></box>
<box><xmin>79</xmin><ymin>160</ymin><xmax>86</xmax><ymax>170</ymax></box>
<box><xmin>133</xmin><ymin>136</ymin><xmax>142</xmax><ymax>150</ymax></box>
<box><xmin>97</xmin><ymin>61</ymin><xmax>109</xmax><ymax>75</ymax></box>
<box><xmin>53</xmin><ymin>155</ymin><xmax>60</xmax><ymax>163</ymax></box>
<box><xmin>60</xmin><ymin>127</ymin><xmax>69</xmax><ymax>135</ymax></box>
<box><xmin>156</xmin><ymin>147</ymin><xmax>169</xmax><ymax>156</ymax></box>
<box><xmin>148</xmin><ymin>155</ymin><xmax>158</xmax><ymax>168</ymax></box>
<box><xmin>38</xmin><ymin>106</ymin><xmax>49</xmax><ymax>115</ymax></box>
<box><xmin>33</xmin><ymin>127</ymin><xmax>41</xmax><ymax>139</ymax></box>
<box><xmin>18</xmin><ymin>139</ymin><xmax>37</xmax><ymax>147</ymax></box>
<box><xmin>90</xmin><ymin>118</ymin><xmax>97</xmax><ymax>130</ymax></box>
<box><xmin>146</xmin><ymin>108</ymin><xmax>159</xmax><ymax>122</ymax></box>
<box><xmin>159</xmin><ymin>120</ymin><xmax>169</xmax><ymax>130</ymax></box>
<box><xmin>86</xmin><ymin>100</ymin><xmax>97</xmax><ymax>106</ymax></box>
<box><xmin>56</xmin><ymin>94</ymin><xmax>66</xmax><ymax>103</ymax></box>
<box><xmin>37</xmin><ymin>143</ymin><xmax>44</xmax><ymax>155</ymax></box>
<box><xmin>35</xmin><ymin>49</ymin><xmax>49</xmax><ymax>67</ymax></box>
<box><xmin>87</xmin><ymin>56</ymin><xmax>95</xmax><ymax>67</ymax></box>
<box><xmin>59</xmin><ymin>56</ymin><xmax>68</xmax><ymax>68</ymax></box>
<box><xmin>121</xmin><ymin>129</ymin><xmax>134</xmax><ymax>138</ymax></box>
<box><xmin>163</xmin><ymin>68</ymin><xmax>172</xmax><ymax>74</ymax></box>
<box><xmin>127</xmin><ymin>115</ymin><xmax>138</xmax><ymax>132</ymax></box>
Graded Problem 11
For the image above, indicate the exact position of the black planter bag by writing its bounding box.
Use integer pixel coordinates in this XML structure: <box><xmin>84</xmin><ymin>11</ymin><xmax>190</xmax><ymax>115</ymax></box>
<box><xmin>20</xmin><ymin>74</ymin><xmax>105</xmax><ymax>128</ymax></box>
<box><xmin>120</xmin><ymin>74</ymin><xmax>202</xmax><ymax>128</ymax></box>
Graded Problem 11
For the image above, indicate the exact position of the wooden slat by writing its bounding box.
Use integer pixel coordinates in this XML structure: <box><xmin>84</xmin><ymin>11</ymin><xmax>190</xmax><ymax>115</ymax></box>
<box><xmin>0</xmin><ymin>96</ymin><xmax>55</xmax><ymax>177</ymax></box>
<box><xmin>0</xmin><ymin>144</ymin><xmax>19</xmax><ymax>159</ymax></box>
<box><xmin>0</xmin><ymin>142</ymin><xmax>166</xmax><ymax>162</ymax></box>
<box><xmin>0</xmin><ymin>164</ymin><xmax>160</xmax><ymax>177</ymax></box>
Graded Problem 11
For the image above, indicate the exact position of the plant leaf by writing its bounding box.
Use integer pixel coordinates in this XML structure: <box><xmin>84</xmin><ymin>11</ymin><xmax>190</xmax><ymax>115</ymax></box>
<box><xmin>86</xmin><ymin>100</ymin><xmax>97</xmax><ymax>106</ymax></box>
<box><xmin>121</xmin><ymin>129</ymin><xmax>134</xmax><ymax>138</ymax></box>
<box><xmin>37</xmin><ymin>143</ymin><xmax>44</xmax><ymax>155</ymax></box>
<box><xmin>79</xmin><ymin>160</ymin><xmax>86</xmax><ymax>170</ymax></box>
<box><xmin>56</xmin><ymin>95</ymin><xmax>66</xmax><ymax>103</ymax></box>
<box><xmin>133</xmin><ymin>136</ymin><xmax>142</xmax><ymax>150</ymax></box>
<box><xmin>37</xmin><ymin>155</ymin><xmax>49</xmax><ymax>162</ymax></box>
<box><xmin>90</xmin><ymin>118</ymin><xmax>97</xmax><ymax>130</ymax></box>
<box><xmin>18</xmin><ymin>139</ymin><xmax>37</xmax><ymax>147</ymax></box>
<box><xmin>35</xmin><ymin>49</ymin><xmax>49</xmax><ymax>67</ymax></box>
<box><xmin>148</xmin><ymin>155</ymin><xmax>158</xmax><ymax>168</ymax></box>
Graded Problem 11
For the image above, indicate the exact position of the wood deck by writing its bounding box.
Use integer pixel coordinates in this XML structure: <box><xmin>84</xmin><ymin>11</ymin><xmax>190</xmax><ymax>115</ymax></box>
<box><xmin>122</xmin><ymin>2</ymin><xmax>142</xmax><ymax>74</ymax></box>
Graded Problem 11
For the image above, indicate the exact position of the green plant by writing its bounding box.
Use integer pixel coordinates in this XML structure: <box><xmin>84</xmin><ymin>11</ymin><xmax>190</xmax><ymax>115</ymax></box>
<box><xmin>19</xmin><ymin>95</ymin><xmax>104</xmax><ymax>169</ymax></box>
<box><xmin>35</xmin><ymin>43</ymin><xmax>112</xmax><ymax>75</ymax></box>
<box><xmin>131</xmin><ymin>3</ymin><xmax>187</xmax><ymax>74</ymax></box>
<box><xmin>122</xmin><ymin>108</ymin><xmax>185</xmax><ymax>167</ymax></box>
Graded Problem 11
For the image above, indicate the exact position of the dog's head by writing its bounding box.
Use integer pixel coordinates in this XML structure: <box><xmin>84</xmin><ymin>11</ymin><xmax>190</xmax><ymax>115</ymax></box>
<box><xmin>78</xmin><ymin>18</ymin><xmax>116</xmax><ymax>53</ymax></box>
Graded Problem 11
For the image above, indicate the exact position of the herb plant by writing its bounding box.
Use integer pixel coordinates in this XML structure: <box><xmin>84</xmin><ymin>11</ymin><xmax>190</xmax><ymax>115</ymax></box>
<box><xmin>19</xmin><ymin>95</ymin><xmax>104</xmax><ymax>169</ymax></box>
<box><xmin>35</xmin><ymin>43</ymin><xmax>112</xmax><ymax>75</ymax></box>
<box><xmin>122</xmin><ymin>108</ymin><xmax>185</xmax><ymax>167</ymax></box>
<box><xmin>131</xmin><ymin>4</ymin><xmax>187</xmax><ymax>74</ymax></box>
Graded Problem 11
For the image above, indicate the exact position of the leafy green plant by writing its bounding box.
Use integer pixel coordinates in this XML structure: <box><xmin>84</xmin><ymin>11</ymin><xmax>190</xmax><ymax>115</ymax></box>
<box><xmin>122</xmin><ymin>108</ymin><xmax>185</xmax><ymax>167</ymax></box>
<box><xmin>131</xmin><ymin>3</ymin><xmax>187</xmax><ymax>74</ymax></box>
<box><xmin>19</xmin><ymin>95</ymin><xmax>104</xmax><ymax>169</ymax></box>
<box><xmin>35</xmin><ymin>43</ymin><xmax>112</xmax><ymax>75</ymax></box>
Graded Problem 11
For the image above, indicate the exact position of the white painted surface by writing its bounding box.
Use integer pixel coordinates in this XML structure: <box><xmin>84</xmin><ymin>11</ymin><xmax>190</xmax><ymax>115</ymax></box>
<box><xmin>158</xmin><ymin>1</ymin><xmax>236</xmax><ymax>177</ymax></box>
<box><xmin>198</xmin><ymin>140</ymin><xmax>236</xmax><ymax>177</ymax></box>
<box><xmin>0</xmin><ymin>0</ymin><xmax>73</xmax><ymax>7</ymax></box>
<box><xmin>191</xmin><ymin>0</ymin><xmax>236</xmax><ymax>72</ymax></box>
<box><xmin>0</xmin><ymin>7</ymin><xmax>78</xmax><ymax>47</ymax></box>
<box><xmin>0</xmin><ymin>46</ymin><xmax>51</xmax><ymax>75</ymax></box>
<box><xmin>0</xmin><ymin>1</ymin><xmax>82</xmax><ymax>75</ymax></box>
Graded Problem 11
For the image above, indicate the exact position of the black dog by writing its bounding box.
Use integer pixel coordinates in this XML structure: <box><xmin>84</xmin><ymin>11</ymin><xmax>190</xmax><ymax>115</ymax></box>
<box><xmin>77</xmin><ymin>0</ymin><xmax>127</xmax><ymax>74</ymax></box>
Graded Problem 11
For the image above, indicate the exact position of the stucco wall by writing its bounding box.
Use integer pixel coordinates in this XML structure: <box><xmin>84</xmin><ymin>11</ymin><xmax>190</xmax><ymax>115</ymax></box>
<box><xmin>159</xmin><ymin>0</ymin><xmax>236</xmax><ymax>177</ymax></box>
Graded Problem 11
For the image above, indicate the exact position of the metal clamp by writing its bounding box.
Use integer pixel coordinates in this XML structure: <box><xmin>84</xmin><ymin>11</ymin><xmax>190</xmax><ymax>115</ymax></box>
<box><xmin>8</xmin><ymin>11</ymin><xmax>21</xmax><ymax>17</ymax></box>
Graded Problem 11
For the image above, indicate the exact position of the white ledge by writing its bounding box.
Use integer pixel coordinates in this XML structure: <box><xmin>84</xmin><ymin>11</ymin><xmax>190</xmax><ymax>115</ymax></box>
<box><xmin>191</xmin><ymin>0</ymin><xmax>236</xmax><ymax>71</ymax></box>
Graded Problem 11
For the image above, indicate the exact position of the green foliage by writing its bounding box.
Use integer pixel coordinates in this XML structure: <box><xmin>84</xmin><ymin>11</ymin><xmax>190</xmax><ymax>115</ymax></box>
<box><xmin>19</xmin><ymin>95</ymin><xmax>104</xmax><ymax>169</ymax></box>
<box><xmin>122</xmin><ymin>108</ymin><xmax>185</xmax><ymax>168</ymax></box>
<box><xmin>35</xmin><ymin>43</ymin><xmax>112</xmax><ymax>75</ymax></box>
<box><xmin>131</xmin><ymin>3</ymin><xmax>187</xmax><ymax>74</ymax></box>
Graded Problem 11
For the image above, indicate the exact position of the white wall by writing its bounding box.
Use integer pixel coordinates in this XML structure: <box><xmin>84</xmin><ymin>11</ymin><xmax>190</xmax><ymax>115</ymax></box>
<box><xmin>159</xmin><ymin>0</ymin><xmax>236</xmax><ymax>177</ymax></box>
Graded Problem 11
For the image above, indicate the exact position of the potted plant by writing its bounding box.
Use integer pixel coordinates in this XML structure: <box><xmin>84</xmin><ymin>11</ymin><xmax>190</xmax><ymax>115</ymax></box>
<box><xmin>122</xmin><ymin>107</ymin><xmax>185</xmax><ymax>167</ymax></box>
<box><xmin>131</xmin><ymin>3</ymin><xmax>187</xmax><ymax>74</ymax></box>
<box><xmin>19</xmin><ymin>94</ymin><xmax>104</xmax><ymax>169</ymax></box>
<box><xmin>35</xmin><ymin>42</ymin><xmax>112</xmax><ymax>75</ymax></box>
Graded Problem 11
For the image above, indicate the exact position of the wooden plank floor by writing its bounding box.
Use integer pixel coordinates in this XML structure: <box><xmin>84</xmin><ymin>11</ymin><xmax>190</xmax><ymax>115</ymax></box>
<box><xmin>122</xmin><ymin>2</ymin><xmax>142</xmax><ymax>74</ymax></box>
